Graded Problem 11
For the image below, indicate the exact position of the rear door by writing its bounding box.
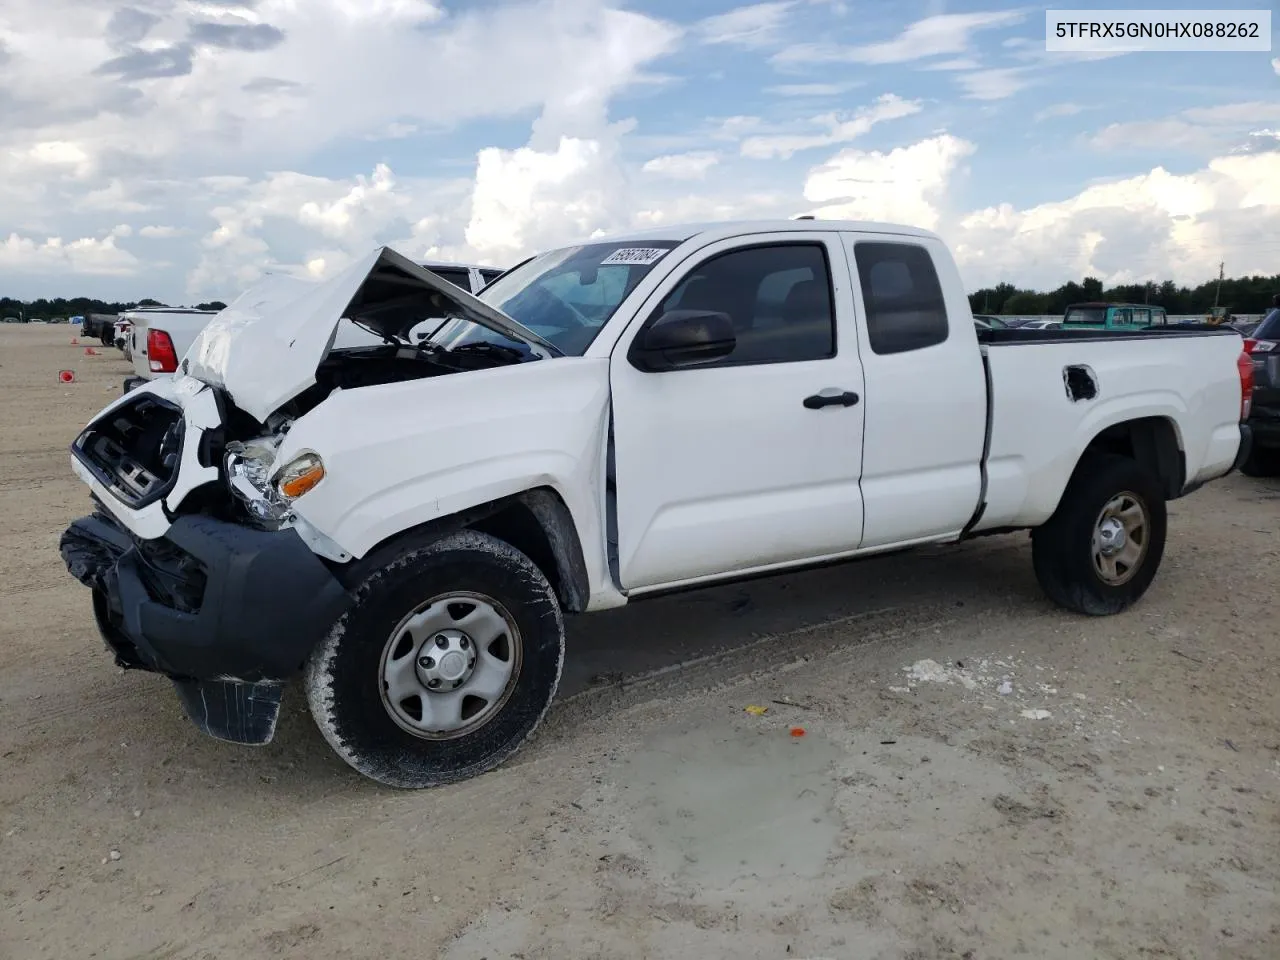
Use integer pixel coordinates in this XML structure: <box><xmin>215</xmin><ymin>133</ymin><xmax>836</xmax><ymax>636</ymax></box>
<box><xmin>609</xmin><ymin>232</ymin><xmax>867</xmax><ymax>590</ymax></box>
<box><xmin>840</xmin><ymin>233</ymin><xmax>986</xmax><ymax>548</ymax></box>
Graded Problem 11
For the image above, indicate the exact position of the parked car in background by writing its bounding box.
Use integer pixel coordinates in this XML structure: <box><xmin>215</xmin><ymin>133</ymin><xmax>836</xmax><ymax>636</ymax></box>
<box><xmin>80</xmin><ymin>313</ymin><xmax>120</xmax><ymax>345</ymax></box>
<box><xmin>121</xmin><ymin>261</ymin><xmax>503</xmax><ymax>393</ymax></box>
<box><xmin>1062</xmin><ymin>302</ymin><xmax>1168</xmax><ymax>330</ymax></box>
<box><xmin>1241</xmin><ymin>308</ymin><xmax>1280</xmax><ymax>476</ymax></box>
<box><xmin>972</xmin><ymin>314</ymin><xmax>1009</xmax><ymax>330</ymax></box>
<box><xmin>61</xmin><ymin>219</ymin><xmax>1254</xmax><ymax>788</ymax></box>
<box><xmin>123</xmin><ymin>307</ymin><xmax>222</xmax><ymax>390</ymax></box>
<box><xmin>1020</xmin><ymin>318</ymin><xmax>1062</xmax><ymax>330</ymax></box>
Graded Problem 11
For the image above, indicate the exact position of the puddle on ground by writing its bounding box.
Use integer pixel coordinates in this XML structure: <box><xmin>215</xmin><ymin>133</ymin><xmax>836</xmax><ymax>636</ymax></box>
<box><xmin>610</xmin><ymin>724</ymin><xmax>845</xmax><ymax>895</ymax></box>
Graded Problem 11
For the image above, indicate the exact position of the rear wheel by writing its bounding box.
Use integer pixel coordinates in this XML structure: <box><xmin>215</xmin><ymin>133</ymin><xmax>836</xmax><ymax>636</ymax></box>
<box><xmin>1032</xmin><ymin>454</ymin><xmax>1167</xmax><ymax>616</ymax></box>
<box><xmin>304</xmin><ymin>530</ymin><xmax>565</xmax><ymax>788</ymax></box>
<box><xmin>1239</xmin><ymin>444</ymin><xmax>1280</xmax><ymax>478</ymax></box>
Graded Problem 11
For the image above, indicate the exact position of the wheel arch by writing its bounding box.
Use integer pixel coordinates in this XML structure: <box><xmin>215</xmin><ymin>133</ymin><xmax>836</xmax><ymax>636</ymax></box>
<box><xmin>1075</xmin><ymin>415</ymin><xmax>1185</xmax><ymax>500</ymax></box>
<box><xmin>331</xmin><ymin>486</ymin><xmax>591</xmax><ymax>613</ymax></box>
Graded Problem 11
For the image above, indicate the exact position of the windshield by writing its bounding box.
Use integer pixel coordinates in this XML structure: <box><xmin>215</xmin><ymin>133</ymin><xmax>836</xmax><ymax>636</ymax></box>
<box><xmin>1063</xmin><ymin>307</ymin><xmax>1106</xmax><ymax>324</ymax></box>
<box><xmin>430</xmin><ymin>240</ymin><xmax>681</xmax><ymax>358</ymax></box>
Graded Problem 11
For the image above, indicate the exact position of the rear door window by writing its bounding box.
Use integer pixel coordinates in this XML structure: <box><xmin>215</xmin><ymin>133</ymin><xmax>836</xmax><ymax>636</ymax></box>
<box><xmin>853</xmin><ymin>242</ymin><xmax>949</xmax><ymax>355</ymax></box>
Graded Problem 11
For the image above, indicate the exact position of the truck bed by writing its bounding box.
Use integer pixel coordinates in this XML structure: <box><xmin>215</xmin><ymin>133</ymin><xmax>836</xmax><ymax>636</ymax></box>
<box><xmin>974</xmin><ymin>322</ymin><xmax>1245</xmax><ymax>533</ymax></box>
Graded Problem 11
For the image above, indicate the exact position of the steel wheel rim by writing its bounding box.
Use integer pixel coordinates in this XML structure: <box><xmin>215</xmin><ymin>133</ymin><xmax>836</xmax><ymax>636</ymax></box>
<box><xmin>377</xmin><ymin>591</ymin><xmax>523</xmax><ymax>741</ymax></box>
<box><xmin>1091</xmin><ymin>491</ymin><xmax>1149</xmax><ymax>586</ymax></box>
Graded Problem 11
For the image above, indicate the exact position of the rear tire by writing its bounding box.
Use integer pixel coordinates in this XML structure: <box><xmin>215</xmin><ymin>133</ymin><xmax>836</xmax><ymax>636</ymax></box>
<box><xmin>1239</xmin><ymin>445</ymin><xmax>1280</xmax><ymax>478</ymax></box>
<box><xmin>1031</xmin><ymin>454</ymin><xmax>1167</xmax><ymax>616</ymax></box>
<box><xmin>304</xmin><ymin>530</ymin><xmax>565</xmax><ymax>788</ymax></box>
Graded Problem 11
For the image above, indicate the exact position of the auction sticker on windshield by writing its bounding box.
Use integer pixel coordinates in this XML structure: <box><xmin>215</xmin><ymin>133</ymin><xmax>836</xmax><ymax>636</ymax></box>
<box><xmin>601</xmin><ymin>248</ymin><xmax>669</xmax><ymax>266</ymax></box>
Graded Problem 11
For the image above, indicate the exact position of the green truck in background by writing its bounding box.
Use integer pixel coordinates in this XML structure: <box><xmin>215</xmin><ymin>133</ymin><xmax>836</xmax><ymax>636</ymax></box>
<box><xmin>1062</xmin><ymin>302</ymin><xmax>1168</xmax><ymax>331</ymax></box>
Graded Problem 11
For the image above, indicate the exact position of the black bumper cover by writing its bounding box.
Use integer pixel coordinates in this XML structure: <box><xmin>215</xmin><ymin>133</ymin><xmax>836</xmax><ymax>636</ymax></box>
<box><xmin>61</xmin><ymin>511</ymin><xmax>352</xmax><ymax>744</ymax></box>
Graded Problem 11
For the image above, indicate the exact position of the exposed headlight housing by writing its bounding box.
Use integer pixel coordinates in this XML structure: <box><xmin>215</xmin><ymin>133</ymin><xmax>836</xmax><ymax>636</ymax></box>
<box><xmin>224</xmin><ymin>424</ymin><xmax>326</xmax><ymax>529</ymax></box>
<box><xmin>225</xmin><ymin>436</ymin><xmax>289</xmax><ymax>527</ymax></box>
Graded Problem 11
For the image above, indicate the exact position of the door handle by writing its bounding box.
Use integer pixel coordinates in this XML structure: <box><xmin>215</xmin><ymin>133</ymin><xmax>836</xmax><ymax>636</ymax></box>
<box><xmin>803</xmin><ymin>390</ymin><xmax>860</xmax><ymax>409</ymax></box>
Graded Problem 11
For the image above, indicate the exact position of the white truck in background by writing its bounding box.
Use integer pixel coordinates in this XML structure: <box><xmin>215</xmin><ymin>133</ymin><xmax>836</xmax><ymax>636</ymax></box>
<box><xmin>61</xmin><ymin>220</ymin><xmax>1253</xmax><ymax>789</ymax></box>
<box><xmin>122</xmin><ymin>261</ymin><xmax>504</xmax><ymax>392</ymax></box>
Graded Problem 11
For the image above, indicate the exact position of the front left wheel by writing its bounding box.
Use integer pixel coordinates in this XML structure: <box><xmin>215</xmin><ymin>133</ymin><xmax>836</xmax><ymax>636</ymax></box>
<box><xmin>304</xmin><ymin>530</ymin><xmax>565</xmax><ymax>788</ymax></box>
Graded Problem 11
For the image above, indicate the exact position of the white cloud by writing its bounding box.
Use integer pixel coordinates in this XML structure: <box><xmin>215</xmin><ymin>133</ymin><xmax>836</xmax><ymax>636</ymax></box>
<box><xmin>957</xmin><ymin>68</ymin><xmax>1028</xmax><ymax>101</ymax></box>
<box><xmin>696</xmin><ymin>2</ymin><xmax>794</xmax><ymax>49</ymax></box>
<box><xmin>1090</xmin><ymin>102</ymin><xmax>1280</xmax><ymax>154</ymax></box>
<box><xmin>740</xmin><ymin>94</ymin><xmax>921</xmax><ymax>159</ymax></box>
<box><xmin>774</xmin><ymin>10</ymin><xmax>1024</xmax><ymax>65</ymax></box>
<box><xmin>948</xmin><ymin>153</ymin><xmax>1280</xmax><ymax>288</ymax></box>
<box><xmin>765</xmin><ymin>82</ymin><xmax>861</xmax><ymax>96</ymax></box>
<box><xmin>1035</xmin><ymin>102</ymin><xmax>1085</xmax><ymax>122</ymax></box>
<box><xmin>923</xmin><ymin>57</ymin><xmax>981</xmax><ymax>71</ymax></box>
<box><xmin>711</xmin><ymin>115</ymin><xmax>765</xmax><ymax>140</ymax></box>
<box><xmin>0</xmin><ymin>233</ymin><xmax>141</xmax><ymax>276</ymax></box>
<box><xmin>642</xmin><ymin>151</ymin><xmax>721</xmax><ymax>180</ymax></box>
<box><xmin>1273</xmin><ymin>57</ymin><xmax>1279</xmax><ymax>75</ymax></box>
<box><xmin>466</xmin><ymin>137</ymin><xmax>629</xmax><ymax>259</ymax></box>
<box><xmin>139</xmin><ymin>225</ymin><xmax>187</xmax><ymax>239</ymax></box>
<box><xmin>803</xmin><ymin>135</ymin><xmax>975</xmax><ymax>230</ymax></box>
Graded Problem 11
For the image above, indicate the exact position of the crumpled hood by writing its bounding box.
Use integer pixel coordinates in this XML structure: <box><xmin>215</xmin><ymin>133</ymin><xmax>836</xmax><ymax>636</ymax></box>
<box><xmin>183</xmin><ymin>246</ymin><xmax>553</xmax><ymax>423</ymax></box>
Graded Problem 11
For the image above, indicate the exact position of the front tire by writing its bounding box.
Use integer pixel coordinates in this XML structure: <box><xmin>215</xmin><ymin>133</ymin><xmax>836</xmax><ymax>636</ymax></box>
<box><xmin>304</xmin><ymin>530</ymin><xmax>565</xmax><ymax>788</ymax></box>
<box><xmin>1031</xmin><ymin>454</ymin><xmax>1167</xmax><ymax>616</ymax></box>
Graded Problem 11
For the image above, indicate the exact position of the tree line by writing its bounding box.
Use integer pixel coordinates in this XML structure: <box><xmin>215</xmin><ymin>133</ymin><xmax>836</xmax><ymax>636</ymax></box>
<box><xmin>1</xmin><ymin>296</ymin><xmax>226</xmax><ymax>320</ymax></box>
<box><xmin>6</xmin><ymin>268</ymin><xmax>1280</xmax><ymax>321</ymax></box>
<box><xmin>968</xmin><ymin>272</ymin><xmax>1280</xmax><ymax>317</ymax></box>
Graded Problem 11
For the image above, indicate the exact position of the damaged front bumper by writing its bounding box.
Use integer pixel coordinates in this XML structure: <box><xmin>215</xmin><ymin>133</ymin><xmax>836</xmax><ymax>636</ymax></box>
<box><xmin>60</xmin><ymin>509</ymin><xmax>351</xmax><ymax>744</ymax></box>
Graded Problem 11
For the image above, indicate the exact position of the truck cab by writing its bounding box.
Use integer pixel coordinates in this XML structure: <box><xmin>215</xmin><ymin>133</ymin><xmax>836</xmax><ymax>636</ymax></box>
<box><xmin>1062</xmin><ymin>302</ymin><xmax>1168</xmax><ymax>331</ymax></box>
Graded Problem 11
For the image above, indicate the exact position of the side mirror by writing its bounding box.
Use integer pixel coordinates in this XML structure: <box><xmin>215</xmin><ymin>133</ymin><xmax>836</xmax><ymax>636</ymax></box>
<box><xmin>629</xmin><ymin>310</ymin><xmax>736</xmax><ymax>372</ymax></box>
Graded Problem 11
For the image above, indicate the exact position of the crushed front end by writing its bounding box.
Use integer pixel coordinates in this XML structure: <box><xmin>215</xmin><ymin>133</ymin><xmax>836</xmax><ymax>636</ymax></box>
<box><xmin>59</xmin><ymin>377</ymin><xmax>351</xmax><ymax>744</ymax></box>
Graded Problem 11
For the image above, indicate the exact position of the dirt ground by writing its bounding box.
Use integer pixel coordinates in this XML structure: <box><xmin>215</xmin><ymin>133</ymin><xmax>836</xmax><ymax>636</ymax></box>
<box><xmin>1</xmin><ymin>322</ymin><xmax>1278</xmax><ymax>960</ymax></box>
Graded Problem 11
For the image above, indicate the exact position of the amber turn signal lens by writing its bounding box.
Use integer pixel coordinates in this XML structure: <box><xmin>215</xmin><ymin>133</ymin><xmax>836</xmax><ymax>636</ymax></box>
<box><xmin>276</xmin><ymin>454</ymin><xmax>325</xmax><ymax>500</ymax></box>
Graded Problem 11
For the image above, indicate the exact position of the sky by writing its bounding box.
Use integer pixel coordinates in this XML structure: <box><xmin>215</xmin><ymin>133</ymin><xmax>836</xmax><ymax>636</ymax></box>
<box><xmin>1</xmin><ymin>0</ymin><xmax>1278</xmax><ymax>303</ymax></box>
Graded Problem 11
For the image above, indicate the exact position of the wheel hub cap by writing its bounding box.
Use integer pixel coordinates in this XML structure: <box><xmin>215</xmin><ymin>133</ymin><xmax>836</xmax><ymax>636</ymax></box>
<box><xmin>1091</xmin><ymin>492</ymin><xmax>1149</xmax><ymax>587</ymax></box>
<box><xmin>415</xmin><ymin>631</ymin><xmax>475</xmax><ymax>690</ymax></box>
<box><xmin>1096</xmin><ymin>516</ymin><xmax>1126</xmax><ymax>556</ymax></box>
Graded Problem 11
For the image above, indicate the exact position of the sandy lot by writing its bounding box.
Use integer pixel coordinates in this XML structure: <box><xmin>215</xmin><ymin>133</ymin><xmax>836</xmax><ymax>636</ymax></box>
<box><xmin>1</xmin><ymin>322</ymin><xmax>1278</xmax><ymax>960</ymax></box>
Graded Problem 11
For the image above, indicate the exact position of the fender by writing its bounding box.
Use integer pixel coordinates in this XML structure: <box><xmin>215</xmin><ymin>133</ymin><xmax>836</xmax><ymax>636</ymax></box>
<box><xmin>275</xmin><ymin>358</ymin><xmax>620</xmax><ymax>607</ymax></box>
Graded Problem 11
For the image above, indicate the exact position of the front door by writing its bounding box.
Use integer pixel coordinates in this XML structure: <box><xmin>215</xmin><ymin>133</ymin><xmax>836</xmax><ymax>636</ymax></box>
<box><xmin>608</xmin><ymin>233</ymin><xmax>866</xmax><ymax>592</ymax></box>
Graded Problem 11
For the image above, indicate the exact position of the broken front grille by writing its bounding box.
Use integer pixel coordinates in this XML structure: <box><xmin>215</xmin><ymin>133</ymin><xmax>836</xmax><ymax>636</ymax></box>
<box><xmin>72</xmin><ymin>394</ymin><xmax>186</xmax><ymax>509</ymax></box>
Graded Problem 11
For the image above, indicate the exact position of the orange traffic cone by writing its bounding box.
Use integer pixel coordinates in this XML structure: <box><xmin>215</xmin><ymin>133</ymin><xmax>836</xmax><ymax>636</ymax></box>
<box><xmin>71</xmin><ymin>336</ymin><xmax>78</xmax><ymax>345</ymax></box>
<box><xmin>83</xmin><ymin>346</ymin><xmax>99</xmax><ymax>356</ymax></box>
<box><xmin>59</xmin><ymin>369</ymin><xmax>76</xmax><ymax>383</ymax></box>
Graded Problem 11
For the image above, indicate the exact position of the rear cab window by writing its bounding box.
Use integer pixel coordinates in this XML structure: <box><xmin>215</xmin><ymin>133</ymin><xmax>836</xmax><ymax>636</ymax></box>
<box><xmin>852</xmin><ymin>242</ymin><xmax>949</xmax><ymax>355</ymax></box>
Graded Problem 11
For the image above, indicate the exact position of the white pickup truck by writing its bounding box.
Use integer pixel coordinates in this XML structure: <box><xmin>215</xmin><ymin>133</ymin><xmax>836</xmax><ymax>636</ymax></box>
<box><xmin>60</xmin><ymin>220</ymin><xmax>1254</xmax><ymax>788</ymax></box>
<box><xmin>121</xmin><ymin>261</ymin><xmax>504</xmax><ymax>392</ymax></box>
